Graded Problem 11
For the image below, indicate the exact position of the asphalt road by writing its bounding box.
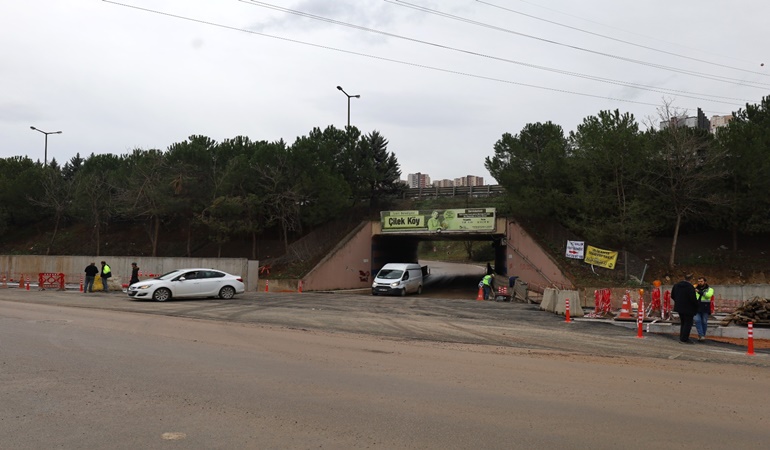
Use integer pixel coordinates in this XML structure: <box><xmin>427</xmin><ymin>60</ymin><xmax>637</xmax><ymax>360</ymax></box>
<box><xmin>2</xmin><ymin>287</ymin><xmax>769</xmax><ymax>448</ymax></box>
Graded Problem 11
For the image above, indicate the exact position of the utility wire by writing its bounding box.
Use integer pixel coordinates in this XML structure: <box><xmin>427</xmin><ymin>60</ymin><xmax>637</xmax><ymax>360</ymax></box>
<box><xmin>100</xmin><ymin>1</ymin><xmax>737</xmax><ymax>113</ymax></box>
<box><xmin>476</xmin><ymin>0</ymin><xmax>768</xmax><ymax>78</ymax></box>
<box><xmin>511</xmin><ymin>0</ymin><xmax>756</xmax><ymax>65</ymax></box>
<box><xmin>239</xmin><ymin>0</ymin><xmax>753</xmax><ymax>104</ymax></box>
<box><xmin>387</xmin><ymin>0</ymin><xmax>770</xmax><ymax>89</ymax></box>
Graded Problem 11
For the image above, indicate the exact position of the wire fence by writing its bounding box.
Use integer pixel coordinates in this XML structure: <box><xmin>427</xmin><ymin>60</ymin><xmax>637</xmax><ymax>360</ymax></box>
<box><xmin>521</xmin><ymin>219</ymin><xmax>649</xmax><ymax>285</ymax></box>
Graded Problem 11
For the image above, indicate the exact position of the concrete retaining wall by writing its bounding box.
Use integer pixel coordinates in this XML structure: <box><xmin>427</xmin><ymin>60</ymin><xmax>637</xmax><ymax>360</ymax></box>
<box><xmin>505</xmin><ymin>221</ymin><xmax>574</xmax><ymax>291</ymax></box>
<box><xmin>0</xmin><ymin>255</ymin><xmax>257</xmax><ymax>291</ymax></box>
<box><xmin>302</xmin><ymin>221</ymin><xmax>374</xmax><ymax>291</ymax></box>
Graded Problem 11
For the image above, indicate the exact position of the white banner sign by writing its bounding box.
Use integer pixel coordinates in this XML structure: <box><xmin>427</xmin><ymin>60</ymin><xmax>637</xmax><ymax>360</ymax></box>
<box><xmin>566</xmin><ymin>240</ymin><xmax>585</xmax><ymax>259</ymax></box>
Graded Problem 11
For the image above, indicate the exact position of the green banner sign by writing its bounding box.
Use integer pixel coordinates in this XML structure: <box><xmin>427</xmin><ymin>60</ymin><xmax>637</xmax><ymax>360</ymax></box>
<box><xmin>380</xmin><ymin>208</ymin><xmax>496</xmax><ymax>233</ymax></box>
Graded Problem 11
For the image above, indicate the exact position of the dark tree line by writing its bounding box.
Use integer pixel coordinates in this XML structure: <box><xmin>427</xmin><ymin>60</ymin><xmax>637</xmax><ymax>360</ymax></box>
<box><xmin>0</xmin><ymin>125</ymin><xmax>404</xmax><ymax>258</ymax></box>
<box><xmin>486</xmin><ymin>97</ymin><xmax>770</xmax><ymax>268</ymax></box>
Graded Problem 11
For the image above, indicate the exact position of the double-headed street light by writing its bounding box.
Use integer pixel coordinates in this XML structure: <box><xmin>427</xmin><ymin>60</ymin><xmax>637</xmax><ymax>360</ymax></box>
<box><xmin>30</xmin><ymin>126</ymin><xmax>62</xmax><ymax>167</ymax></box>
<box><xmin>336</xmin><ymin>85</ymin><xmax>360</xmax><ymax>128</ymax></box>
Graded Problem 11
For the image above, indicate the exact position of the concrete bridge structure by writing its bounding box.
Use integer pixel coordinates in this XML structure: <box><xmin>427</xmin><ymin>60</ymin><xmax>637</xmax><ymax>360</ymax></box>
<box><xmin>299</xmin><ymin>217</ymin><xmax>573</xmax><ymax>293</ymax></box>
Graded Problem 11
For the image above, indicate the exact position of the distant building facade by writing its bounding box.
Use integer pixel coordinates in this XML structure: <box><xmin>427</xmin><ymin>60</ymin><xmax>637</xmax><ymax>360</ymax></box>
<box><xmin>659</xmin><ymin>107</ymin><xmax>735</xmax><ymax>134</ymax></box>
<box><xmin>407</xmin><ymin>173</ymin><xmax>485</xmax><ymax>188</ymax></box>
<box><xmin>710</xmin><ymin>114</ymin><xmax>734</xmax><ymax>133</ymax></box>
<box><xmin>454</xmin><ymin>175</ymin><xmax>484</xmax><ymax>187</ymax></box>
<box><xmin>407</xmin><ymin>172</ymin><xmax>431</xmax><ymax>188</ymax></box>
<box><xmin>432</xmin><ymin>179</ymin><xmax>454</xmax><ymax>188</ymax></box>
<box><xmin>659</xmin><ymin>107</ymin><xmax>710</xmax><ymax>132</ymax></box>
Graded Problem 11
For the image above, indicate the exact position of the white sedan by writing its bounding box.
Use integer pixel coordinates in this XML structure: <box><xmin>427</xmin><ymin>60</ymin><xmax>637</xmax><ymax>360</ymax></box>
<box><xmin>127</xmin><ymin>268</ymin><xmax>245</xmax><ymax>301</ymax></box>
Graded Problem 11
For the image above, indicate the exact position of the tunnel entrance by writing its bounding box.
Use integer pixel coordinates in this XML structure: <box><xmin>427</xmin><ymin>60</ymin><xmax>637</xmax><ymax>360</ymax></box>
<box><xmin>371</xmin><ymin>233</ymin><xmax>508</xmax><ymax>277</ymax></box>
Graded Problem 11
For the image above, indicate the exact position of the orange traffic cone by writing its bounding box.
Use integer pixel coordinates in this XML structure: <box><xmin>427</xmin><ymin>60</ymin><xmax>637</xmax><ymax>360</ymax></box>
<box><xmin>476</xmin><ymin>286</ymin><xmax>484</xmax><ymax>301</ymax></box>
<box><xmin>615</xmin><ymin>291</ymin><xmax>633</xmax><ymax>320</ymax></box>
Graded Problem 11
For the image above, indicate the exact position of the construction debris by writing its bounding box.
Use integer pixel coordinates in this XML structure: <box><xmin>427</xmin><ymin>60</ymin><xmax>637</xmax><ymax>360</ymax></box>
<box><xmin>719</xmin><ymin>297</ymin><xmax>770</xmax><ymax>326</ymax></box>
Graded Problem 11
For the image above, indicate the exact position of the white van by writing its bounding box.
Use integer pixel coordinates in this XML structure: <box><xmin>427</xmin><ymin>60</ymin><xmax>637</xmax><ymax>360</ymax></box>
<box><xmin>371</xmin><ymin>263</ymin><xmax>424</xmax><ymax>296</ymax></box>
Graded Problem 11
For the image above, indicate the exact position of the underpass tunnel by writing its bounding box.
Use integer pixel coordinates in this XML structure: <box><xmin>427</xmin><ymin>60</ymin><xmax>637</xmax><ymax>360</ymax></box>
<box><xmin>371</xmin><ymin>233</ymin><xmax>508</xmax><ymax>298</ymax></box>
<box><xmin>493</xmin><ymin>237</ymin><xmax>507</xmax><ymax>276</ymax></box>
<box><xmin>371</xmin><ymin>235</ymin><xmax>421</xmax><ymax>276</ymax></box>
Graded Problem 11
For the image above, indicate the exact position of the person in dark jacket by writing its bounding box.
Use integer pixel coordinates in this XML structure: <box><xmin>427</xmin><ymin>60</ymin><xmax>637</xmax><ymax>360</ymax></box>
<box><xmin>129</xmin><ymin>262</ymin><xmax>140</xmax><ymax>286</ymax></box>
<box><xmin>671</xmin><ymin>273</ymin><xmax>698</xmax><ymax>344</ymax></box>
<box><xmin>84</xmin><ymin>262</ymin><xmax>99</xmax><ymax>293</ymax></box>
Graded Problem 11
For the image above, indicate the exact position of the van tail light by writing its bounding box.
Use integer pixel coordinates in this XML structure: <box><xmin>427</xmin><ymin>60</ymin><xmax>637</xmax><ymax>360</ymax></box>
<box><xmin>237</xmin><ymin>277</ymin><xmax>243</xmax><ymax>282</ymax></box>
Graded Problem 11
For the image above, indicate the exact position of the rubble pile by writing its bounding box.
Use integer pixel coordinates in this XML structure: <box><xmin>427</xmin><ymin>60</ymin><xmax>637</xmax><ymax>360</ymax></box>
<box><xmin>719</xmin><ymin>297</ymin><xmax>770</xmax><ymax>326</ymax></box>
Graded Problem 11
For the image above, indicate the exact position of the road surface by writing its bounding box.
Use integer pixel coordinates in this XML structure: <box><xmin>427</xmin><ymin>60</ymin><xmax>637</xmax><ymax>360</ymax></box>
<box><xmin>1</xmin><ymin>288</ymin><xmax>768</xmax><ymax>449</ymax></box>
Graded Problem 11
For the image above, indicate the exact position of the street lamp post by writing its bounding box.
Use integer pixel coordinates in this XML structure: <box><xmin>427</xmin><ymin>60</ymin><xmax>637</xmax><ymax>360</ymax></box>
<box><xmin>30</xmin><ymin>126</ymin><xmax>62</xmax><ymax>167</ymax></box>
<box><xmin>336</xmin><ymin>85</ymin><xmax>360</xmax><ymax>128</ymax></box>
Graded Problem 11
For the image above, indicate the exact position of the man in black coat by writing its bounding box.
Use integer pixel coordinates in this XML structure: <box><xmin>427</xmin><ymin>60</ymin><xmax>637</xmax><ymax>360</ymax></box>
<box><xmin>83</xmin><ymin>262</ymin><xmax>99</xmax><ymax>293</ymax></box>
<box><xmin>671</xmin><ymin>273</ymin><xmax>698</xmax><ymax>343</ymax></box>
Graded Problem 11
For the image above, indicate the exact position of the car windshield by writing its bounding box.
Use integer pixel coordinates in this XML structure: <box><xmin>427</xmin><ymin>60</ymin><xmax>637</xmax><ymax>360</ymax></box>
<box><xmin>377</xmin><ymin>269</ymin><xmax>404</xmax><ymax>280</ymax></box>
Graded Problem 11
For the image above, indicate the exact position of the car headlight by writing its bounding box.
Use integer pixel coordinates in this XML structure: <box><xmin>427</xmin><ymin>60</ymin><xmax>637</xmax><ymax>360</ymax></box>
<box><xmin>372</xmin><ymin>282</ymin><xmax>376</xmax><ymax>288</ymax></box>
<box><xmin>135</xmin><ymin>284</ymin><xmax>153</xmax><ymax>290</ymax></box>
<box><xmin>390</xmin><ymin>281</ymin><xmax>399</xmax><ymax>287</ymax></box>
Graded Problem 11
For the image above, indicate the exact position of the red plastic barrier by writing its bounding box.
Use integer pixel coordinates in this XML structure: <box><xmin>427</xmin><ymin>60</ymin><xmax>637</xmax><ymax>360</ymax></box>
<box><xmin>38</xmin><ymin>273</ymin><xmax>65</xmax><ymax>291</ymax></box>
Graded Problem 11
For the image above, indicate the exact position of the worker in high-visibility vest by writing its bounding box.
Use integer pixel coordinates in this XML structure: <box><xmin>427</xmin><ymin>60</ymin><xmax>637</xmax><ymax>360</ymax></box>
<box><xmin>100</xmin><ymin>261</ymin><xmax>112</xmax><ymax>293</ymax></box>
<box><xmin>694</xmin><ymin>276</ymin><xmax>714</xmax><ymax>341</ymax></box>
<box><xmin>481</xmin><ymin>273</ymin><xmax>494</xmax><ymax>300</ymax></box>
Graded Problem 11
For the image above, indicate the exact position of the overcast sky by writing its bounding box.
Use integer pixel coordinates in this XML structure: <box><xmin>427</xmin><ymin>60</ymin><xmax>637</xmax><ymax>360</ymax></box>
<box><xmin>2</xmin><ymin>1</ymin><xmax>767</xmax><ymax>183</ymax></box>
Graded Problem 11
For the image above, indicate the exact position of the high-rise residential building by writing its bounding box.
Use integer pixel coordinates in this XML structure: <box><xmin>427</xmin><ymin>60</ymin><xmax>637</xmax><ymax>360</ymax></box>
<box><xmin>710</xmin><ymin>114</ymin><xmax>734</xmax><ymax>133</ymax></box>
<box><xmin>659</xmin><ymin>108</ymin><xmax>710</xmax><ymax>132</ymax></box>
<box><xmin>454</xmin><ymin>175</ymin><xmax>484</xmax><ymax>187</ymax></box>
<box><xmin>407</xmin><ymin>173</ymin><xmax>485</xmax><ymax>188</ymax></box>
<box><xmin>432</xmin><ymin>179</ymin><xmax>454</xmax><ymax>188</ymax></box>
<box><xmin>407</xmin><ymin>172</ymin><xmax>431</xmax><ymax>188</ymax></box>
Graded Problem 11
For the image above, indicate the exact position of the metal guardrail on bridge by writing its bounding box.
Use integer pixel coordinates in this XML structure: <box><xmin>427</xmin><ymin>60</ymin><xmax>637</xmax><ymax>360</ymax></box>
<box><xmin>402</xmin><ymin>184</ymin><xmax>505</xmax><ymax>198</ymax></box>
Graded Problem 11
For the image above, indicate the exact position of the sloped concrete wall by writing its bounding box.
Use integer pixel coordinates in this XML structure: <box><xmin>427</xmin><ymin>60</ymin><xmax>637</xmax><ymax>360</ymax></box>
<box><xmin>302</xmin><ymin>221</ymin><xmax>374</xmax><ymax>291</ymax></box>
<box><xmin>505</xmin><ymin>220</ymin><xmax>574</xmax><ymax>291</ymax></box>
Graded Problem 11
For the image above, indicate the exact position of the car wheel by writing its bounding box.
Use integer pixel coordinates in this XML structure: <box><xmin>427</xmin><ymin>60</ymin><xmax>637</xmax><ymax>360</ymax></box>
<box><xmin>219</xmin><ymin>286</ymin><xmax>236</xmax><ymax>299</ymax></box>
<box><xmin>153</xmin><ymin>288</ymin><xmax>171</xmax><ymax>302</ymax></box>
<box><xmin>417</xmin><ymin>285</ymin><xmax>422</xmax><ymax>295</ymax></box>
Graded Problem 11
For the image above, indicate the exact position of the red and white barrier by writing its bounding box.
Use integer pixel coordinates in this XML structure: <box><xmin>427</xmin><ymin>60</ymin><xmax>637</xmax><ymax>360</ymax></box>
<box><xmin>565</xmin><ymin>298</ymin><xmax>572</xmax><ymax>323</ymax></box>
<box><xmin>747</xmin><ymin>322</ymin><xmax>755</xmax><ymax>356</ymax></box>
<box><xmin>636</xmin><ymin>293</ymin><xmax>645</xmax><ymax>339</ymax></box>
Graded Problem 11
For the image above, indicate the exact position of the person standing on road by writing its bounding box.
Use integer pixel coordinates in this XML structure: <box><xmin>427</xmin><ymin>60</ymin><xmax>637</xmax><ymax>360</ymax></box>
<box><xmin>84</xmin><ymin>262</ymin><xmax>99</xmax><ymax>293</ymax></box>
<box><xmin>671</xmin><ymin>273</ymin><xmax>698</xmax><ymax>344</ymax></box>
<box><xmin>100</xmin><ymin>261</ymin><xmax>112</xmax><ymax>293</ymax></box>
<box><xmin>129</xmin><ymin>262</ymin><xmax>140</xmax><ymax>286</ymax></box>
<box><xmin>481</xmin><ymin>273</ymin><xmax>494</xmax><ymax>300</ymax></box>
<box><xmin>695</xmin><ymin>277</ymin><xmax>715</xmax><ymax>341</ymax></box>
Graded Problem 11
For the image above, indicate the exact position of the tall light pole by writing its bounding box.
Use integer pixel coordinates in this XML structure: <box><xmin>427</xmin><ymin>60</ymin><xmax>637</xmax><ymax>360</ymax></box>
<box><xmin>30</xmin><ymin>126</ymin><xmax>62</xmax><ymax>167</ymax></box>
<box><xmin>336</xmin><ymin>85</ymin><xmax>360</xmax><ymax>128</ymax></box>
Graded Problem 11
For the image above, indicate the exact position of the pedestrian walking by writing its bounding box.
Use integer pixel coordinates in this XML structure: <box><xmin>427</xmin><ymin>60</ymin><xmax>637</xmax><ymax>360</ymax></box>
<box><xmin>100</xmin><ymin>261</ymin><xmax>112</xmax><ymax>293</ymax></box>
<box><xmin>129</xmin><ymin>262</ymin><xmax>140</xmax><ymax>286</ymax></box>
<box><xmin>695</xmin><ymin>277</ymin><xmax>715</xmax><ymax>341</ymax></box>
<box><xmin>671</xmin><ymin>273</ymin><xmax>698</xmax><ymax>344</ymax></box>
<box><xmin>84</xmin><ymin>262</ymin><xmax>98</xmax><ymax>293</ymax></box>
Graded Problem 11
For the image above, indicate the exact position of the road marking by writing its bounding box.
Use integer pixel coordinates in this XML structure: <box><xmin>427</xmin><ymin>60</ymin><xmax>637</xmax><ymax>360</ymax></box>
<box><xmin>161</xmin><ymin>432</ymin><xmax>186</xmax><ymax>440</ymax></box>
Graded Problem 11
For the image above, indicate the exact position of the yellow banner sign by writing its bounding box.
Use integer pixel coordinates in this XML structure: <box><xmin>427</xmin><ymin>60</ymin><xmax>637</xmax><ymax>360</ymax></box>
<box><xmin>584</xmin><ymin>245</ymin><xmax>618</xmax><ymax>269</ymax></box>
